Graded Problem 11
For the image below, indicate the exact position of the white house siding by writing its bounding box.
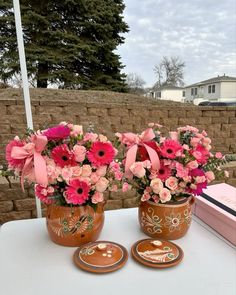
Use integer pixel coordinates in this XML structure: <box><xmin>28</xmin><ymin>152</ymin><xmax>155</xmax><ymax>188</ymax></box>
<box><xmin>201</xmin><ymin>83</ymin><xmax>220</xmax><ymax>100</ymax></box>
<box><xmin>220</xmin><ymin>82</ymin><xmax>236</xmax><ymax>100</ymax></box>
<box><xmin>161</xmin><ymin>89</ymin><xmax>184</xmax><ymax>102</ymax></box>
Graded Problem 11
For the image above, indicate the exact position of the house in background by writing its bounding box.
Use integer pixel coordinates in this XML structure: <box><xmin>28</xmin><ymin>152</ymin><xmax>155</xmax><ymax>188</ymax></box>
<box><xmin>184</xmin><ymin>75</ymin><xmax>236</xmax><ymax>105</ymax></box>
<box><xmin>146</xmin><ymin>85</ymin><xmax>185</xmax><ymax>102</ymax></box>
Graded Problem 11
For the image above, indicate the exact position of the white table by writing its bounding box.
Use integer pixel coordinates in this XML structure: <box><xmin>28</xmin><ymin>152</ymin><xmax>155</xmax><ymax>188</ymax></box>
<box><xmin>0</xmin><ymin>208</ymin><xmax>235</xmax><ymax>295</ymax></box>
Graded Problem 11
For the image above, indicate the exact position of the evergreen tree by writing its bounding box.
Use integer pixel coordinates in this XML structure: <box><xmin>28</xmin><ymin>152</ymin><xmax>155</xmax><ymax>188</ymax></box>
<box><xmin>0</xmin><ymin>0</ymin><xmax>129</xmax><ymax>91</ymax></box>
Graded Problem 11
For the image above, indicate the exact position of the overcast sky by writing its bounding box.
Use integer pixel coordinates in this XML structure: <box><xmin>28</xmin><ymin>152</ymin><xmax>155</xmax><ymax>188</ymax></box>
<box><xmin>117</xmin><ymin>0</ymin><xmax>236</xmax><ymax>87</ymax></box>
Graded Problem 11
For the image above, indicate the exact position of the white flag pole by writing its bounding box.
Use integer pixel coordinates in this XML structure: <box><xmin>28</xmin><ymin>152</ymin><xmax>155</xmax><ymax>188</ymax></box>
<box><xmin>13</xmin><ymin>0</ymin><xmax>42</xmax><ymax>218</ymax></box>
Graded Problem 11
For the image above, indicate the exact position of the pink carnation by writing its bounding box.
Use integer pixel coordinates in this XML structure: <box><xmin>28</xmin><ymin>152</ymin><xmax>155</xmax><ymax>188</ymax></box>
<box><xmin>6</xmin><ymin>139</ymin><xmax>25</xmax><ymax>170</ymax></box>
<box><xmin>35</xmin><ymin>184</ymin><xmax>54</xmax><ymax>205</ymax></box>
<box><xmin>215</xmin><ymin>152</ymin><xmax>223</xmax><ymax>159</ymax></box>
<box><xmin>176</xmin><ymin>162</ymin><xmax>189</xmax><ymax>178</ymax></box>
<box><xmin>122</xmin><ymin>182</ymin><xmax>130</xmax><ymax>192</ymax></box>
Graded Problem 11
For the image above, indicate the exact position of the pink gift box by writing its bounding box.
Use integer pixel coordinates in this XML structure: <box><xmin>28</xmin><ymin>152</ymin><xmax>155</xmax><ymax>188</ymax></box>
<box><xmin>193</xmin><ymin>183</ymin><xmax>236</xmax><ymax>245</ymax></box>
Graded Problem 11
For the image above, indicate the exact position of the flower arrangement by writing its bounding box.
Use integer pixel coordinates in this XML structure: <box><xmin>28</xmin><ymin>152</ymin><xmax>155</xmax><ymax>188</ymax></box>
<box><xmin>5</xmin><ymin>123</ymin><xmax>124</xmax><ymax>208</ymax></box>
<box><xmin>116</xmin><ymin>123</ymin><xmax>229</xmax><ymax>204</ymax></box>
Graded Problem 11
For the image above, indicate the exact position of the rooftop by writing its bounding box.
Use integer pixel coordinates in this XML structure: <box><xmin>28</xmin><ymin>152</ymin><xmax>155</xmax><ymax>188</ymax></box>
<box><xmin>186</xmin><ymin>75</ymin><xmax>236</xmax><ymax>88</ymax></box>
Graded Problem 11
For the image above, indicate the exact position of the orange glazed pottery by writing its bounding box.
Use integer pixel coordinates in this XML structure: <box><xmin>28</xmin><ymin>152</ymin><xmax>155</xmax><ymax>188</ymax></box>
<box><xmin>139</xmin><ymin>197</ymin><xmax>194</xmax><ymax>240</ymax></box>
<box><xmin>46</xmin><ymin>203</ymin><xmax>105</xmax><ymax>247</ymax></box>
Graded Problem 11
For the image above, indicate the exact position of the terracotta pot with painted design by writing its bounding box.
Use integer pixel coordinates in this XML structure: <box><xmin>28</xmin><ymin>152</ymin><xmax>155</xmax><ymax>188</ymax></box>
<box><xmin>46</xmin><ymin>203</ymin><xmax>105</xmax><ymax>247</ymax></box>
<box><xmin>138</xmin><ymin>197</ymin><xmax>194</xmax><ymax>240</ymax></box>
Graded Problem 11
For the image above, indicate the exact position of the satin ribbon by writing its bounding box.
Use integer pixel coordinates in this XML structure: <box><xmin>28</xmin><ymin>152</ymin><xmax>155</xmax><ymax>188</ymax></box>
<box><xmin>124</xmin><ymin>128</ymin><xmax>160</xmax><ymax>178</ymax></box>
<box><xmin>11</xmin><ymin>135</ymin><xmax>48</xmax><ymax>190</ymax></box>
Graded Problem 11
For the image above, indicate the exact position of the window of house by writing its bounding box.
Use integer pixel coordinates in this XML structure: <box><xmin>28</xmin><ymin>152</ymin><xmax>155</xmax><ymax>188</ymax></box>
<box><xmin>208</xmin><ymin>85</ymin><xmax>212</xmax><ymax>93</ymax></box>
<box><xmin>156</xmin><ymin>91</ymin><xmax>161</xmax><ymax>98</ymax></box>
<box><xmin>194</xmin><ymin>88</ymin><xmax>197</xmax><ymax>95</ymax></box>
<box><xmin>191</xmin><ymin>88</ymin><xmax>194</xmax><ymax>95</ymax></box>
<box><xmin>212</xmin><ymin>84</ymin><xmax>215</xmax><ymax>93</ymax></box>
<box><xmin>183</xmin><ymin>91</ymin><xmax>185</xmax><ymax>97</ymax></box>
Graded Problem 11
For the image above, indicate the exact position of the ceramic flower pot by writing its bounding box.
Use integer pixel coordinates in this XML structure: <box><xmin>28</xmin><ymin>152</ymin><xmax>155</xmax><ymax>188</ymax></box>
<box><xmin>46</xmin><ymin>203</ymin><xmax>105</xmax><ymax>247</ymax></box>
<box><xmin>138</xmin><ymin>197</ymin><xmax>194</xmax><ymax>240</ymax></box>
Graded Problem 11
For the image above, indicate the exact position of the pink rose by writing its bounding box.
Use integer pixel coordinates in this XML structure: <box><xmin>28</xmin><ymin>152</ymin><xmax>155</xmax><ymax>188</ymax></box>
<box><xmin>90</xmin><ymin>172</ymin><xmax>100</xmax><ymax>184</ymax></box>
<box><xmin>141</xmin><ymin>192</ymin><xmax>151</xmax><ymax>201</ymax></box>
<box><xmin>70</xmin><ymin>125</ymin><xmax>83</xmax><ymax>137</ymax></box>
<box><xmin>130</xmin><ymin>162</ymin><xmax>146</xmax><ymax>178</ymax></box>
<box><xmin>187</xmin><ymin>160</ymin><xmax>198</xmax><ymax>170</ymax></box>
<box><xmin>81</xmin><ymin>165</ymin><xmax>92</xmax><ymax>177</ymax></box>
<box><xmin>142</xmin><ymin>160</ymin><xmax>151</xmax><ymax>169</ymax></box>
<box><xmin>96</xmin><ymin>166</ymin><xmax>107</xmax><ymax>177</ymax></box>
<box><xmin>95</xmin><ymin>177</ymin><xmax>109</xmax><ymax>192</ymax></box>
<box><xmin>92</xmin><ymin>192</ymin><xmax>104</xmax><ymax>204</ymax></box>
<box><xmin>205</xmin><ymin>171</ymin><xmax>215</xmax><ymax>183</ymax></box>
<box><xmin>159</xmin><ymin>188</ymin><xmax>171</xmax><ymax>203</ymax></box>
<box><xmin>215</xmin><ymin>152</ymin><xmax>223</xmax><ymax>159</ymax></box>
<box><xmin>165</xmin><ymin>176</ymin><xmax>178</xmax><ymax>191</ymax></box>
<box><xmin>150</xmin><ymin>178</ymin><xmax>163</xmax><ymax>194</ymax></box>
<box><xmin>71</xmin><ymin>166</ymin><xmax>82</xmax><ymax>177</ymax></box>
<box><xmin>73</xmin><ymin>145</ymin><xmax>86</xmax><ymax>162</ymax></box>
<box><xmin>61</xmin><ymin>167</ymin><xmax>73</xmax><ymax>182</ymax></box>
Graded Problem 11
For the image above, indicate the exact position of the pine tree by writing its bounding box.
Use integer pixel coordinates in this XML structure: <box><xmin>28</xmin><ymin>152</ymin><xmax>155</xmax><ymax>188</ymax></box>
<box><xmin>0</xmin><ymin>0</ymin><xmax>129</xmax><ymax>91</ymax></box>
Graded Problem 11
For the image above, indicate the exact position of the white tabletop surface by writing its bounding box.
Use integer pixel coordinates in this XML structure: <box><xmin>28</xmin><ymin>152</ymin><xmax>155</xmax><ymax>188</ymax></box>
<box><xmin>0</xmin><ymin>208</ymin><xmax>235</xmax><ymax>295</ymax></box>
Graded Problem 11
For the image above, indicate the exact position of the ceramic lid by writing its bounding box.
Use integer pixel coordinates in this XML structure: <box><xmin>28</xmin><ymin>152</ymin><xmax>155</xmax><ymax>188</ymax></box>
<box><xmin>131</xmin><ymin>238</ymin><xmax>184</xmax><ymax>268</ymax></box>
<box><xmin>73</xmin><ymin>241</ymin><xmax>128</xmax><ymax>273</ymax></box>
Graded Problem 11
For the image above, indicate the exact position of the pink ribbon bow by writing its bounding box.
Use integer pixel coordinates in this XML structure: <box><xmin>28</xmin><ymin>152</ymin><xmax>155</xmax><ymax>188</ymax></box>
<box><xmin>124</xmin><ymin>128</ymin><xmax>160</xmax><ymax>178</ymax></box>
<box><xmin>11</xmin><ymin>135</ymin><xmax>48</xmax><ymax>190</ymax></box>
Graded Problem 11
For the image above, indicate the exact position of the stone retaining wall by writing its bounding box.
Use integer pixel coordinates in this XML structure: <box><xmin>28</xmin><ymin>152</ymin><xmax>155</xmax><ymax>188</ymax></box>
<box><xmin>0</xmin><ymin>89</ymin><xmax>236</xmax><ymax>224</ymax></box>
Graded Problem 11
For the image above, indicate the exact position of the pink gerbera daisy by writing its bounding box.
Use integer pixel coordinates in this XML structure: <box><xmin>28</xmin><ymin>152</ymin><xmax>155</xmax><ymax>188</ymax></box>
<box><xmin>5</xmin><ymin>139</ymin><xmax>25</xmax><ymax>170</ymax></box>
<box><xmin>160</xmin><ymin>139</ymin><xmax>182</xmax><ymax>159</ymax></box>
<box><xmin>42</xmin><ymin>125</ymin><xmax>70</xmax><ymax>141</ymax></box>
<box><xmin>87</xmin><ymin>142</ymin><xmax>115</xmax><ymax>167</ymax></box>
<box><xmin>156</xmin><ymin>164</ymin><xmax>172</xmax><ymax>181</ymax></box>
<box><xmin>65</xmin><ymin>179</ymin><xmax>90</xmax><ymax>205</ymax></box>
<box><xmin>35</xmin><ymin>184</ymin><xmax>54</xmax><ymax>205</ymax></box>
<box><xmin>51</xmin><ymin>144</ymin><xmax>76</xmax><ymax>168</ymax></box>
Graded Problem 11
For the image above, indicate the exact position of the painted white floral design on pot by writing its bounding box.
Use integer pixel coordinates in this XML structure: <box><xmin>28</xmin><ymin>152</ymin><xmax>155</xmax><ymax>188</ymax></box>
<box><xmin>141</xmin><ymin>207</ymin><xmax>163</xmax><ymax>234</ymax></box>
<box><xmin>164</xmin><ymin>212</ymin><xmax>184</xmax><ymax>232</ymax></box>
